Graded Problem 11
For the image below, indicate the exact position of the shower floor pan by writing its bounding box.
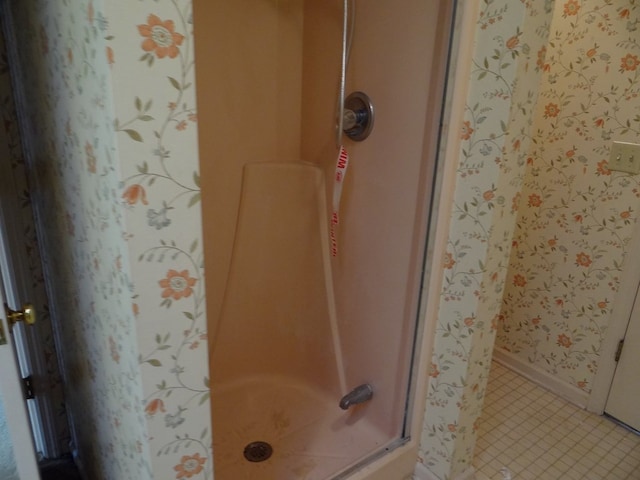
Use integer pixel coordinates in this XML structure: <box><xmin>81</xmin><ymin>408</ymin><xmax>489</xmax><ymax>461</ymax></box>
<box><xmin>212</xmin><ymin>375</ymin><xmax>389</xmax><ymax>479</ymax></box>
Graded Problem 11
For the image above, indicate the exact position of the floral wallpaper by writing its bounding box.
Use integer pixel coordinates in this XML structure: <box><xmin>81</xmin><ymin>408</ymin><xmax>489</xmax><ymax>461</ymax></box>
<box><xmin>4</xmin><ymin>0</ymin><xmax>210</xmax><ymax>477</ymax></box>
<box><xmin>419</xmin><ymin>1</ymin><xmax>640</xmax><ymax>478</ymax></box>
<box><xmin>0</xmin><ymin>27</ymin><xmax>70</xmax><ymax>455</ymax></box>
<box><xmin>419</xmin><ymin>1</ymin><xmax>554</xmax><ymax>479</ymax></box>
<box><xmin>498</xmin><ymin>0</ymin><xmax>640</xmax><ymax>393</ymax></box>
<box><xmin>10</xmin><ymin>1</ymin><xmax>636</xmax><ymax>480</ymax></box>
<box><xmin>104</xmin><ymin>1</ymin><xmax>211</xmax><ymax>479</ymax></box>
<box><xmin>4</xmin><ymin>0</ymin><xmax>153</xmax><ymax>478</ymax></box>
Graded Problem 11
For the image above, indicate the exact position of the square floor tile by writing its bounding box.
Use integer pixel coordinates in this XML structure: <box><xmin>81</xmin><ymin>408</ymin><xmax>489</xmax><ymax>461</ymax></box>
<box><xmin>473</xmin><ymin>362</ymin><xmax>640</xmax><ymax>480</ymax></box>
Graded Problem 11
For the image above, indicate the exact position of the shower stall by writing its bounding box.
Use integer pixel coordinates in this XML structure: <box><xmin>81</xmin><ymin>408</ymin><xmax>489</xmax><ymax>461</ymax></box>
<box><xmin>193</xmin><ymin>1</ymin><xmax>454</xmax><ymax>478</ymax></box>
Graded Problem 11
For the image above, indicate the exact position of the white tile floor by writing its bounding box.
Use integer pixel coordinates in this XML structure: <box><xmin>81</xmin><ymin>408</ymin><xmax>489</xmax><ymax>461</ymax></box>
<box><xmin>473</xmin><ymin>362</ymin><xmax>640</xmax><ymax>480</ymax></box>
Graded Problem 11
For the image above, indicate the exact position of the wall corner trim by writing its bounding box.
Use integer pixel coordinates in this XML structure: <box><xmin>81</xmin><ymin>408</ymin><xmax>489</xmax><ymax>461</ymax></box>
<box><xmin>493</xmin><ymin>349</ymin><xmax>589</xmax><ymax>409</ymax></box>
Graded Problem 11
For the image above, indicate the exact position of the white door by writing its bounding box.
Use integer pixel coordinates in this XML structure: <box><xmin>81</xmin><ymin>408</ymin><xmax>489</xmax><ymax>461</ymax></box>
<box><xmin>605</xmin><ymin>287</ymin><xmax>640</xmax><ymax>431</ymax></box>
<box><xmin>0</xmin><ymin>289</ymin><xmax>41</xmax><ymax>480</ymax></box>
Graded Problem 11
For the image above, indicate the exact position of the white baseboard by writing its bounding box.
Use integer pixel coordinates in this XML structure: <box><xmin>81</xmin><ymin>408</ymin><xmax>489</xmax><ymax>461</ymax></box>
<box><xmin>414</xmin><ymin>463</ymin><xmax>476</xmax><ymax>480</ymax></box>
<box><xmin>493</xmin><ymin>349</ymin><xmax>589</xmax><ymax>408</ymax></box>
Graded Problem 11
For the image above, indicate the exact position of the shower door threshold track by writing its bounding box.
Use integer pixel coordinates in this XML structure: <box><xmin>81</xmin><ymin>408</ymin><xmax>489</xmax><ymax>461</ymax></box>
<box><xmin>331</xmin><ymin>436</ymin><xmax>410</xmax><ymax>480</ymax></box>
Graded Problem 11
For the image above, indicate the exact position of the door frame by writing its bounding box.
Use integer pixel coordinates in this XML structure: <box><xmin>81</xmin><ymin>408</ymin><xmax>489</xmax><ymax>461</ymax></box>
<box><xmin>588</xmin><ymin>216</ymin><xmax>640</xmax><ymax>414</ymax></box>
<box><xmin>0</xmin><ymin>5</ymin><xmax>63</xmax><ymax>457</ymax></box>
<box><xmin>0</xmin><ymin>148</ymin><xmax>62</xmax><ymax>459</ymax></box>
<box><xmin>0</xmin><ymin>289</ymin><xmax>41</xmax><ymax>480</ymax></box>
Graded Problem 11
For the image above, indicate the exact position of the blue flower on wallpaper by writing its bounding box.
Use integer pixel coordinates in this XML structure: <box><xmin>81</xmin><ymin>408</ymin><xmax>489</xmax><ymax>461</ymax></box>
<box><xmin>165</xmin><ymin>409</ymin><xmax>185</xmax><ymax>428</ymax></box>
<box><xmin>480</xmin><ymin>143</ymin><xmax>493</xmax><ymax>156</ymax></box>
<box><xmin>147</xmin><ymin>205</ymin><xmax>172</xmax><ymax>229</ymax></box>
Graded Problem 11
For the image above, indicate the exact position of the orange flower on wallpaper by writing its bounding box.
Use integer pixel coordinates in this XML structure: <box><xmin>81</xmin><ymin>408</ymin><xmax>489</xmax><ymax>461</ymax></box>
<box><xmin>512</xmin><ymin>274</ymin><xmax>527</xmax><ymax>287</ymax></box>
<box><xmin>557</xmin><ymin>334</ymin><xmax>572</xmax><ymax>348</ymax></box>
<box><xmin>106</xmin><ymin>46</ymin><xmax>115</xmax><ymax>66</ymax></box>
<box><xmin>429</xmin><ymin>362</ymin><xmax>440</xmax><ymax>378</ymax></box>
<box><xmin>575</xmin><ymin>252</ymin><xmax>592</xmax><ymax>267</ymax></box>
<box><xmin>122</xmin><ymin>184</ymin><xmax>149</xmax><ymax>205</ymax></box>
<box><xmin>443</xmin><ymin>252</ymin><xmax>455</xmax><ymax>269</ymax></box>
<box><xmin>460</xmin><ymin>120</ymin><xmax>474</xmax><ymax>140</ymax></box>
<box><xmin>596</xmin><ymin>159</ymin><xmax>610</xmax><ymax>176</ymax></box>
<box><xmin>536</xmin><ymin>46</ymin><xmax>547</xmax><ymax>71</ymax></box>
<box><xmin>620</xmin><ymin>53</ymin><xmax>640</xmax><ymax>72</ymax></box>
<box><xmin>527</xmin><ymin>193</ymin><xmax>542</xmax><ymax>207</ymax></box>
<box><xmin>138</xmin><ymin>14</ymin><xmax>184</xmax><ymax>59</ymax></box>
<box><xmin>505</xmin><ymin>35</ymin><xmax>519</xmax><ymax>50</ymax></box>
<box><xmin>491</xmin><ymin>314</ymin><xmax>502</xmax><ymax>331</ymax></box>
<box><xmin>483</xmin><ymin>190</ymin><xmax>495</xmax><ymax>201</ymax></box>
<box><xmin>174</xmin><ymin>453</ymin><xmax>206</xmax><ymax>479</ymax></box>
<box><xmin>145</xmin><ymin>398</ymin><xmax>166</xmax><ymax>416</ymax></box>
<box><xmin>159</xmin><ymin>269</ymin><xmax>197</xmax><ymax>300</ymax></box>
<box><xmin>563</xmin><ymin>0</ymin><xmax>580</xmax><ymax>17</ymax></box>
<box><xmin>511</xmin><ymin>192</ymin><xmax>521</xmax><ymax>213</ymax></box>
<box><xmin>543</xmin><ymin>102</ymin><xmax>559</xmax><ymax>118</ymax></box>
<box><xmin>620</xmin><ymin>210</ymin><xmax>632</xmax><ymax>219</ymax></box>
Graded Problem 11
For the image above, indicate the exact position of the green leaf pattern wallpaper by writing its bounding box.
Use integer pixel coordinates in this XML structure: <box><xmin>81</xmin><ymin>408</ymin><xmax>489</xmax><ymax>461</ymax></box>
<box><xmin>5</xmin><ymin>0</ymin><xmax>156</xmax><ymax>478</ymax></box>
<box><xmin>106</xmin><ymin>1</ymin><xmax>211</xmax><ymax>479</ymax></box>
<box><xmin>498</xmin><ymin>0</ymin><xmax>640</xmax><ymax>395</ymax></box>
<box><xmin>0</xmin><ymin>29</ymin><xmax>70</xmax><ymax>456</ymax></box>
<box><xmin>420</xmin><ymin>1</ymin><xmax>557</xmax><ymax>478</ymax></box>
<box><xmin>4</xmin><ymin>0</ymin><xmax>210</xmax><ymax>478</ymax></box>
<box><xmin>4</xmin><ymin>0</ymin><xmax>640</xmax><ymax>479</ymax></box>
<box><xmin>421</xmin><ymin>1</ymin><xmax>640</xmax><ymax>479</ymax></box>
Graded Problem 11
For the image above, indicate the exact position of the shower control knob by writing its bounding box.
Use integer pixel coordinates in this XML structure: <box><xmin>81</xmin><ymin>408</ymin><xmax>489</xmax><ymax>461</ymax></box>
<box><xmin>343</xmin><ymin>109</ymin><xmax>359</xmax><ymax>131</ymax></box>
<box><xmin>343</xmin><ymin>91</ymin><xmax>374</xmax><ymax>141</ymax></box>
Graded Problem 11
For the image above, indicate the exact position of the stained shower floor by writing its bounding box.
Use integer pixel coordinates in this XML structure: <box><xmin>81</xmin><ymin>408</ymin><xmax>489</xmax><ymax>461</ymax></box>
<box><xmin>212</xmin><ymin>376</ymin><xmax>388</xmax><ymax>480</ymax></box>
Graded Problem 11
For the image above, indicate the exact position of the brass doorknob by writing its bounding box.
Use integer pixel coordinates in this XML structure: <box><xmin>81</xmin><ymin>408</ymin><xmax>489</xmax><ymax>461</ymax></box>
<box><xmin>4</xmin><ymin>303</ymin><xmax>36</xmax><ymax>327</ymax></box>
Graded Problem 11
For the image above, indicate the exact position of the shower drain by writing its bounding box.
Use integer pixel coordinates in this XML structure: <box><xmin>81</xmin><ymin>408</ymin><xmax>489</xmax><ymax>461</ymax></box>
<box><xmin>243</xmin><ymin>441</ymin><xmax>273</xmax><ymax>462</ymax></box>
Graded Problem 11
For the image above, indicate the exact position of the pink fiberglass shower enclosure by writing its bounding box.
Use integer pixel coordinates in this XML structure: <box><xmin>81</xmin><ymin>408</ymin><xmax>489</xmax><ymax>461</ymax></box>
<box><xmin>193</xmin><ymin>1</ymin><xmax>453</xmax><ymax>478</ymax></box>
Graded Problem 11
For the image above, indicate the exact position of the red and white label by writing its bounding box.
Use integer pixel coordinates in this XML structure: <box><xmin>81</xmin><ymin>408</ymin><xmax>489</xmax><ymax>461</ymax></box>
<box><xmin>331</xmin><ymin>145</ymin><xmax>349</xmax><ymax>256</ymax></box>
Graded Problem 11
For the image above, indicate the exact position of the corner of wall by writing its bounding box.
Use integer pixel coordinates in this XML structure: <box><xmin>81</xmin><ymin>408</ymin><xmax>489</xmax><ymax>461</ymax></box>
<box><xmin>103</xmin><ymin>1</ymin><xmax>211</xmax><ymax>478</ymax></box>
<box><xmin>418</xmin><ymin>1</ymin><xmax>553</xmax><ymax>478</ymax></box>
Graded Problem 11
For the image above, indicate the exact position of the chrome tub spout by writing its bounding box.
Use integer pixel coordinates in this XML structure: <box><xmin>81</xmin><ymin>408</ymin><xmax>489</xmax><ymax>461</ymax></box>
<box><xmin>339</xmin><ymin>384</ymin><xmax>374</xmax><ymax>410</ymax></box>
